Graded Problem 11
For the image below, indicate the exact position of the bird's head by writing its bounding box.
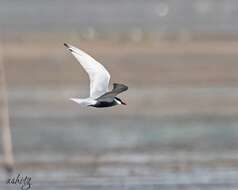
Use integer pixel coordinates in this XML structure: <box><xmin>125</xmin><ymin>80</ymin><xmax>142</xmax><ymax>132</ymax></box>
<box><xmin>115</xmin><ymin>97</ymin><xmax>127</xmax><ymax>105</ymax></box>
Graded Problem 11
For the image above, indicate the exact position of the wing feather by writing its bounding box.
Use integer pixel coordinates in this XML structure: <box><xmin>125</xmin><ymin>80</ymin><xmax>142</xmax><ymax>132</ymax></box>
<box><xmin>64</xmin><ymin>43</ymin><xmax>110</xmax><ymax>98</ymax></box>
<box><xmin>97</xmin><ymin>83</ymin><xmax>128</xmax><ymax>102</ymax></box>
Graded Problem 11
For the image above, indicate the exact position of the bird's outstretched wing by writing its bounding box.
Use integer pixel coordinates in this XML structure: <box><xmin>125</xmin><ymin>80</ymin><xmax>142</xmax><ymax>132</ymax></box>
<box><xmin>64</xmin><ymin>43</ymin><xmax>110</xmax><ymax>98</ymax></box>
<box><xmin>97</xmin><ymin>83</ymin><xmax>128</xmax><ymax>102</ymax></box>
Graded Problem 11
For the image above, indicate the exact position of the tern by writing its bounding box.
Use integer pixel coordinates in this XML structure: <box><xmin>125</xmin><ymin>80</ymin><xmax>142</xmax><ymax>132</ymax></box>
<box><xmin>64</xmin><ymin>43</ymin><xmax>128</xmax><ymax>108</ymax></box>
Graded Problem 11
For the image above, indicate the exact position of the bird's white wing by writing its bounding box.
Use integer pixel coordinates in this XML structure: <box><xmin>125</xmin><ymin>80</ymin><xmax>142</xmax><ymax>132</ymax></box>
<box><xmin>64</xmin><ymin>43</ymin><xmax>110</xmax><ymax>98</ymax></box>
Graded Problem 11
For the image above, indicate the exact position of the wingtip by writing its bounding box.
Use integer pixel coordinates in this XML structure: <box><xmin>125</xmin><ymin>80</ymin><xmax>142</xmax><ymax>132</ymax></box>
<box><xmin>64</xmin><ymin>43</ymin><xmax>69</xmax><ymax>48</ymax></box>
<box><xmin>64</xmin><ymin>43</ymin><xmax>73</xmax><ymax>52</ymax></box>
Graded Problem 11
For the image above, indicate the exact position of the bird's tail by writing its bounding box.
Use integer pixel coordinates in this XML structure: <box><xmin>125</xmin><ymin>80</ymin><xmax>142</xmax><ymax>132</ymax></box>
<box><xmin>69</xmin><ymin>98</ymin><xmax>96</xmax><ymax>107</ymax></box>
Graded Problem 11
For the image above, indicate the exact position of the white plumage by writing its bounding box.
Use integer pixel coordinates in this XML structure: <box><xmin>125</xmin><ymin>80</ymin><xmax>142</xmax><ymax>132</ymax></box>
<box><xmin>64</xmin><ymin>43</ymin><xmax>110</xmax><ymax>106</ymax></box>
<box><xmin>65</xmin><ymin>44</ymin><xmax>110</xmax><ymax>98</ymax></box>
<box><xmin>64</xmin><ymin>43</ymin><xmax>127</xmax><ymax>108</ymax></box>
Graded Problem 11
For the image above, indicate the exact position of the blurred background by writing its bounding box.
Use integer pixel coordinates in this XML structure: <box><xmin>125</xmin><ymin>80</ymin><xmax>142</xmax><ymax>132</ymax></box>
<box><xmin>1</xmin><ymin>0</ymin><xmax>238</xmax><ymax>189</ymax></box>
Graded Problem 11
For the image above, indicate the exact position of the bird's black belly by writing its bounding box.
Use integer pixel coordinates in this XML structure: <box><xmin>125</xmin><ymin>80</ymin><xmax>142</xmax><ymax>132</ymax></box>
<box><xmin>91</xmin><ymin>100</ymin><xmax>117</xmax><ymax>108</ymax></box>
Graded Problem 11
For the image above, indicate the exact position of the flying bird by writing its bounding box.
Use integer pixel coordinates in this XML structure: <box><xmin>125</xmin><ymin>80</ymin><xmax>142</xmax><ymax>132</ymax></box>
<box><xmin>64</xmin><ymin>43</ymin><xmax>128</xmax><ymax>108</ymax></box>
